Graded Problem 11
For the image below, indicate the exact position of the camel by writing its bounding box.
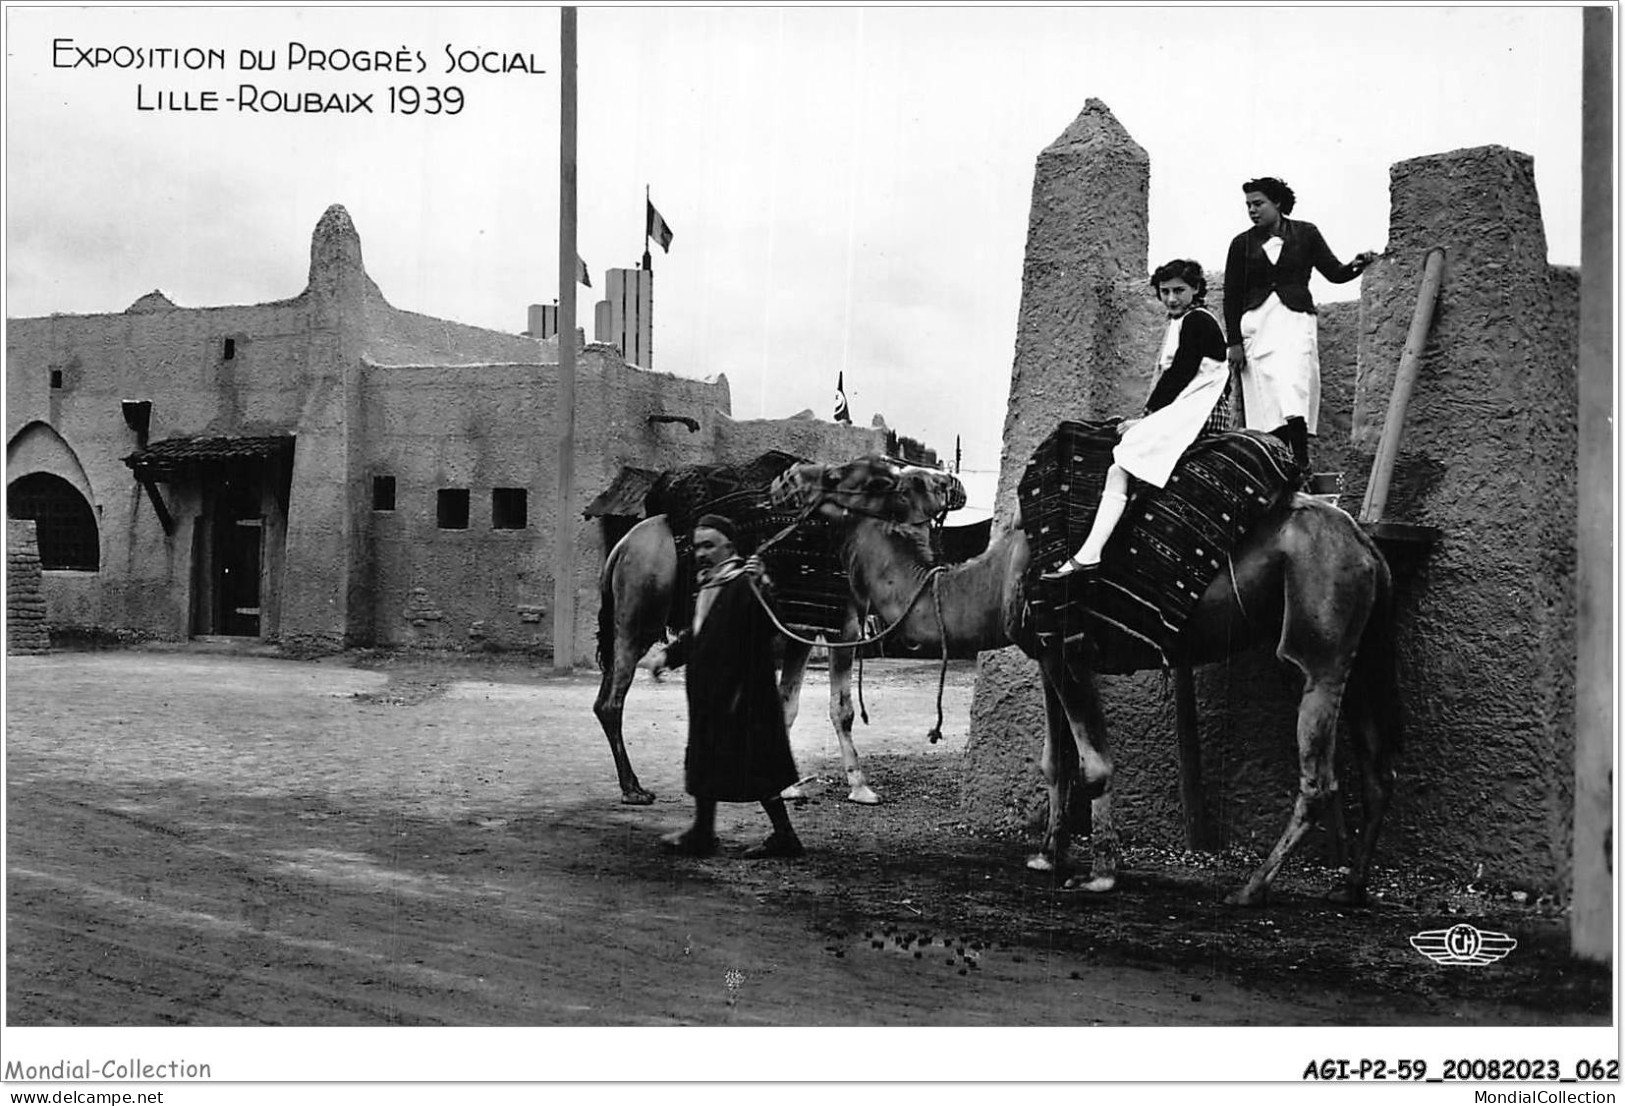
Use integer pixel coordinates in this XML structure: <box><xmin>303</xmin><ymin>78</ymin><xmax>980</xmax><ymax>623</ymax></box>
<box><xmin>769</xmin><ymin>453</ymin><xmax>1403</xmax><ymax>907</ymax></box>
<box><xmin>591</xmin><ymin>462</ymin><xmax>965</xmax><ymax>807</ymax></box>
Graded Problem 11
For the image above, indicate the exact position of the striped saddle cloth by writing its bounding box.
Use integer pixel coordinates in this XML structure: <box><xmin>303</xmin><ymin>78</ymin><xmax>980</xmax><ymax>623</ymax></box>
<box><xmin>1019</xmin><ymin>423</ymin><xmax>1300</xmax><ymax>674</ymax></box>
<box><xmin>648</xmin><ymin>452</ymin><xmax>851</xmax><ymax>636</ymax></box>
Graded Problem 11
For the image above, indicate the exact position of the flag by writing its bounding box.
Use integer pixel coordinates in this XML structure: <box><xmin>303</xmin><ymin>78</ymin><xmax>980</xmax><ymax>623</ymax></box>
<box><xmin>834</xmin><ymin>372</ymin><xmax>852</xmax><ymax>424</ymax></box>
<box><xmin>576</xmin><ymin>254</ymin><xmax>591</xmax><ymax>288</ymax></box>
<box><xmin>647</xmin><ymin>200</ymin><xmax>674</xmax><ymax>253</ymax></box>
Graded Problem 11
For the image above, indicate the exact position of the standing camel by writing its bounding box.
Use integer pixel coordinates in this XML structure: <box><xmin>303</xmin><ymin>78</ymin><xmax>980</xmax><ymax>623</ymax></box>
<box><xmin>769</xmin><ymin>454</ymin><xmax>1403</xmax><ymax>907</ymax></box>
<box><xmin>591</xmin><ymin>463</ymin><xmax>964</xmax><ymax>807</ymax></box>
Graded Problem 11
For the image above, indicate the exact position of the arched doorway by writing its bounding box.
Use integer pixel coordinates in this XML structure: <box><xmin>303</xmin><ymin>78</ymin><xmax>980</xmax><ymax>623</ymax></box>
<box><xmin>7</xmin><ymin>472</ymin><xmax>99</xmax><ymax>571</ymax></box>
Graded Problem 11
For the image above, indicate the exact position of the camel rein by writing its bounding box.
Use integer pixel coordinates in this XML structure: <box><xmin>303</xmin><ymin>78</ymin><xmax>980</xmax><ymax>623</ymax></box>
<box><xmin>743</xmin><ymin>491</ymin><xmax>956</xmax><ymax>744</ymax></box>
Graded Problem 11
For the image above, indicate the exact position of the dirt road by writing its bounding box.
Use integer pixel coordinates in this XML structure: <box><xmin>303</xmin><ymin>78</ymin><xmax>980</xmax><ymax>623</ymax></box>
<box><xmin>5</xmin><ymin>647</ymin><xmax>1609</xmax><ymax>1037</ymax></box>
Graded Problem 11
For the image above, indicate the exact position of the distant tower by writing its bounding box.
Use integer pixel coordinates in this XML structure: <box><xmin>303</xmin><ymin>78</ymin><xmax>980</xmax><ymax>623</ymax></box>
<box><xmin>526</xmin><ymin>303</ymin><xmax>559</xmax><ymax>340</ymax></box>
<box><xmin>594</xmin><ymin>268</ymin><xmax>654</xmax><ymax>368</ymax></box>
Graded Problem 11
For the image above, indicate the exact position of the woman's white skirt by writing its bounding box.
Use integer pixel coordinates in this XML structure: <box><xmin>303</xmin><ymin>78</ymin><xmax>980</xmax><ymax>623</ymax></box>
<box><xmin>1238</xmin><ymin>291</ymin><xmax>1320</xmax><ymax>434</ymax></box>
<box><xmin>1113</xmin><ymin>358</ymin><xmax>1230</xmax><ymax>488</ymax></box>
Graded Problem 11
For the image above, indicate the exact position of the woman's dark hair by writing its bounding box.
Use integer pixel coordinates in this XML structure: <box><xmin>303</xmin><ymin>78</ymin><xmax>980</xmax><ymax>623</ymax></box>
<box><xmin>1242</xmin><ymin>176</ymin><xmax>1296</xmax><ymax>215</ymax></box>
<box><xmin>1150</xmin><ymin>259</ymin><xmax>1207</xmax><ymax>303</ymax></box>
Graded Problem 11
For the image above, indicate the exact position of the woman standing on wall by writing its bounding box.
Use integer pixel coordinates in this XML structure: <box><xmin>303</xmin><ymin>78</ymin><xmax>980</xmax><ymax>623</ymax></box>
<box><xmin>1223</xmin><ymin>176</ymin><xmax>1377</xmax><ymax>469</ymax></box>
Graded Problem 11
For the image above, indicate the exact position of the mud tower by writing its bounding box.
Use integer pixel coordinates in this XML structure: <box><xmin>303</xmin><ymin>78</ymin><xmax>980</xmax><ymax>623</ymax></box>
<box><xmin>964</xmin><ymin>106</ymin><xmax>1581</xmax><ymax>896</ymax></box>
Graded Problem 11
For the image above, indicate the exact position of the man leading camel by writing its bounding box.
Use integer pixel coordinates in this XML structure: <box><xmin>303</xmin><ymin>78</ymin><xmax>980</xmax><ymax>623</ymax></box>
<box><xmin>648</xmin><ymin>513</ymin><xmax>804</xmax><ymax>859</ymax></box>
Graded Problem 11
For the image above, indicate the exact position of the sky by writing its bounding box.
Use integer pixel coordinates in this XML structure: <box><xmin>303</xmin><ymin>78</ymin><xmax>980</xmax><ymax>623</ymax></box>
<box><xmin>2</xmin><ymin>4</ymin><xmax>1589</xmax><ymax>503</ymax></box>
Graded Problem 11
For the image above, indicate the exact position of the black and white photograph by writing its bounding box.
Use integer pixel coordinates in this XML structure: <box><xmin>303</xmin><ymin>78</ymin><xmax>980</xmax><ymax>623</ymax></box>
<box><xmin>2</xmin><ymin>2</ymin><xmax>1616</xmax><ymax>1100</ymax></box>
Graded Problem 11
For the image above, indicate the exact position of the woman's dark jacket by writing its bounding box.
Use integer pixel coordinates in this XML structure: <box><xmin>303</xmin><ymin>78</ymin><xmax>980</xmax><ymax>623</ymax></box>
<box><xmin>1221</xmin><ymin>217</ymin><xmax>1361</xmax><ymax>347</ymax></box>
<box><xmin>1143</xmin><ymin>308</ymin><xmax>1228</xmax><ymax>413</ymax></box>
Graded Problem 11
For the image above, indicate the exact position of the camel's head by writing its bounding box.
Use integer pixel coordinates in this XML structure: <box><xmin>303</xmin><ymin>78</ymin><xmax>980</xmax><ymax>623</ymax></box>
<box><xmin>770</xmin><ymin>456</ymin><xmax>965</xmax><ymax>526</ymax></box>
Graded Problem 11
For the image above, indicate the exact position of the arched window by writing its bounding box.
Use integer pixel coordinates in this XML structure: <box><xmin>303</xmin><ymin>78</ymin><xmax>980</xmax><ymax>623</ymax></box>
<box><xmin>8</xmin><ymin>473</ymin><xmax>99</xmax><ymax>571</ymax></box>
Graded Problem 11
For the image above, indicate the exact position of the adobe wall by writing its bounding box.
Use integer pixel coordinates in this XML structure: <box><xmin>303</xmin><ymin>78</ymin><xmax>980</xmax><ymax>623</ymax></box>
<box><xmin>592</xmin><ymin>352</ymin><xmax>729</xmax><ymax>474</ymax></box>
<box><xmin>716</xmin><ymin>411</ymin><xmax>890</xmax><ymax>466</ymax></box>
<box><xmin>964</xmin><ymin>111</ymin><xmax>1581</xmax><ymax>894</ymax></box>
<box><xmin>5</xmin><ymin>289</ymin><xmax>331</xmax><ymax>641</ymax></box>
<box><xmin>358</xmin><ymin>345</ymin><xmax>730</xmax><ymax>657</ymax></box>
<box><xmin>1345</xmin><ymin>147</ymin><xmax>1579</xmax><ymax>890</ymax></box>
<box><xmin>7</xmin><ymin>520</ymin><xmax>50</xmax><ymax>655</ymax></box>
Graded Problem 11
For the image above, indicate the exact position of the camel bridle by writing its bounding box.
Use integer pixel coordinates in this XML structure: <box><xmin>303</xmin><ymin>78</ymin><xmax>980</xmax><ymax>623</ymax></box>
<box><xmin>747</xmin><ymin>464</ymin><xmax>959</xmax><ymax>745</ymax></box>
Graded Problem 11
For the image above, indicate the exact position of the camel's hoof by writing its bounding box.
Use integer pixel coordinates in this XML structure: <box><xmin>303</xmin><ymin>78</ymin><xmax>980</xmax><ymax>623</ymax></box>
<box><xmin>845</xmin><ymin>784</ymin><xmax>882</xmax><ymax>805</ymax></box>
<box><xmin>621</xmin><ymin>788</ymin><xmax>657</xmax><ymax>806</ymax></box>
<box><xmin>1325</xmin><ymin>884</ymin><xmax>1368</xmax><ymax>907</ymax></box>
<box><xmin>1063</xmin><ymin>875</ymin><xmax>1117</xmax><ymax>894</ymax></box>
<box><xmin>1026</xmin><ymin>854</ymin><xmax>1056</xmax><ymax>872</ymax></box>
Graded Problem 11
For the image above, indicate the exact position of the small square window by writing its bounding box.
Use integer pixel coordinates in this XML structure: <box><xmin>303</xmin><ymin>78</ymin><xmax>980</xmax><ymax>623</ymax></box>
<box><xmin>49</xmin><ymin>369</ymin><xmax>63</xmax><ymax>389</ymax></box>
<box><xmin>223</xmin><ymin>338</ymin><xmax>236</xmax><ymax>360</ymax></box>
<box><xmin>437</xmin><ymin>488</ymin><xmax>469</xmax><ymax>530</ymax></box>
<box><xmin>492</xmin><ymin>487</ymin><xmax>527</xmax><ymax>529</ymax></box>
<box><xmin>372</xmin><ymin>475</ymin><xmax>396</xmax><ymax>512</ymax></box>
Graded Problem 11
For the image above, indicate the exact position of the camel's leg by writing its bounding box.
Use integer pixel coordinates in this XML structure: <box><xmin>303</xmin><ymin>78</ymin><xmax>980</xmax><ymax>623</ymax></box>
<box><xmin>1027</xmin><ymin>655</ymin><xmax>1118</xmax><ymax>892</ymax></box>
<box><xmin>777</xmin><ymin>639</ymin><xmax>814</xmax><ymax>800</ymax></box>
<box><xmin>1327</xmin><ymin>688</ymin><xmax>1398</xmax><ymax>906</ymax></box>
<box><xmin>1026</xmin><ymin>672</ymin><xmax>1078</xmax><ymax>874</ymax></box>
<box><xmin>1228</xmin><ymin>673</ymin><xmax>1347</xmax><ymax>906</ymax></box>
<box><xmin>826</xmin><ymin>643</ymin><xmax>880</xmax><ymax>804</ymax></box>
<box><xmin>1323</xmin><ymin>776</ymin><xmax>1352</xmax><ymax>871</ymax></box>
<box><xmin>589</xmin><ymin>517</ymin><xmax>675</xmax><ymax>807</ymax></box>
<box><xmin>1226</xmin><ymin>508</ymin><xmax>1378</xmax><ymax>906</ymax></box>
<box><xmin>592</xmin><ymin>639</ymin><xmax>656</xmax><ymax>805</ymax></box>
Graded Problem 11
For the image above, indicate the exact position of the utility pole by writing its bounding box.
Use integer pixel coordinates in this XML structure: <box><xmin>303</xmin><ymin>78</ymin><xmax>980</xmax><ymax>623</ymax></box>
<box><xmin>552</xmin><ymin>7</ymin><xmax>578</xmax><ymax>674</ymax></box>
<box><xmin>1572</xmin><ymin>3</ymin><xmax>1613</xmax><ymax>963</ymax></box>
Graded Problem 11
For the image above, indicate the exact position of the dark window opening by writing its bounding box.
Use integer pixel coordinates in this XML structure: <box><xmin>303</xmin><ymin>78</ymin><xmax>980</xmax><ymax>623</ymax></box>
<box><xmin>492</xmin><ymin>487</ymin><xmax>528</xmax><ymax>529</ymax></box>
<box><xmin>7</xmin><ymin>472</ymin><xmax>99</xmax><ymax>570</ymax></box>
<box><xmin>437</xmin><ymin>488</ymin><xmax>469</xmax><ymax>530</ymax></box>
<box><xmin>223</xmin><ymin>338</ymin><xmax>236</xmax><ymax>360</ymax></box>
<box><xmin>373</xmin><ymin>475</ymin><xmax>396</xmax><ymax>512</ymax></box>
<box><xmin>49</xmin><ymin>369</ymin><xmax>63</xmax><ymax>389</ymax></box>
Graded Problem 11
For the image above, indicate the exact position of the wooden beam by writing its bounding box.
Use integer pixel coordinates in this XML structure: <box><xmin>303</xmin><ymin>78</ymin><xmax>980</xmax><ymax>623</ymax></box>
<box><xmin>138</xmin><ymin>476</ymin><xmax>175</xmax><ymax>535</ymax></box>
<box><xmin>1172</xmin><ymin>665</ymin><xmax>1212</xmax><ymax>850</ymax></box>
<box><xmin>1359</xmin><ymin>247</ymin><xmax>1446</xmax><ymax>524</ymax></box>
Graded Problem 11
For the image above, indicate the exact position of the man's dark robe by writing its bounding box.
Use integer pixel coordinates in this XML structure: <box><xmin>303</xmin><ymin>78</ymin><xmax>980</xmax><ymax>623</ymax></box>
<box><xmin>664</xmin><ymin>572</ymin><xmax>799</xmax><ymax>802</ymax></box>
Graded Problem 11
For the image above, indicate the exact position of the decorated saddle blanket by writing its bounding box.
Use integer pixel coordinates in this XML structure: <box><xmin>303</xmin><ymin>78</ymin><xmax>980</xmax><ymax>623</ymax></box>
<box><xmin>1018</xmin><ymin>422</ymin><xmax>1300</xmax><ymax>674</ymax></box>
<box><xmin>645</xmin><ymin>451</ymin><xmax>851</xmax><ymax>636</ymax></box>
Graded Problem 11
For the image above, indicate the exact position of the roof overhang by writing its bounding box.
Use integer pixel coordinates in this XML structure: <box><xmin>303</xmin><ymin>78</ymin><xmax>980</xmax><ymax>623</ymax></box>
<box><xmin>123</xmin><ymin>435</ymin><xmax>295</xmax><ymax>480</ymax></box>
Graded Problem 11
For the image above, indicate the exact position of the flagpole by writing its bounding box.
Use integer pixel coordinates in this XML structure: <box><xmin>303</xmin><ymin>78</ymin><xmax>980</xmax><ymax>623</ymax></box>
<box><xmin>643</xmin><ymin>184</ymin><xmax>653</xmax><ymax>272</ymax></box>
<box><xmin>553</xmin><ymin>6</ymin><xmax>578</xmax><ymax>674</ymax></box>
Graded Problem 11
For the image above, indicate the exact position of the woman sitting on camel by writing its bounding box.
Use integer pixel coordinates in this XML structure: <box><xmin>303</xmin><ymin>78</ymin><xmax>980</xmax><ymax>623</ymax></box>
<box><xmin>1043</xmin><ymin>258</ymin><xmax>1231</xmax><ymax>580</ymax></box>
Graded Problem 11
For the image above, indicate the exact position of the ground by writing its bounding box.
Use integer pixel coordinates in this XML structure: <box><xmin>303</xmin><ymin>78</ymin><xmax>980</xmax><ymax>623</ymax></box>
<box><xmin>5</xmin><ymin>646</ymin><xmax>1610</xmax><ymax>1043</ymax></box>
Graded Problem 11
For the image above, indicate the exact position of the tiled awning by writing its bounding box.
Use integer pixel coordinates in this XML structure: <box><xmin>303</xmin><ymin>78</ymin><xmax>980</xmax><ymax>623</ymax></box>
<box><xmin>583</xmin><ymin>466</ymin><xmax>659</xmax><ymax>519</ymax></box>
<box><xmin>124</xmin><ymin>435</ymin><xmax>294</xmax><ymax>479</ymax></box>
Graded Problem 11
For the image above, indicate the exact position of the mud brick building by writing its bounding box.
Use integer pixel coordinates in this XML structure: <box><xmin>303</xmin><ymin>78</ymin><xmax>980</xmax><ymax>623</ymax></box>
<box><xmin>5</xmin><ymin>205</ymin><xmax>889</xmax><ymax>660</ymax></box>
